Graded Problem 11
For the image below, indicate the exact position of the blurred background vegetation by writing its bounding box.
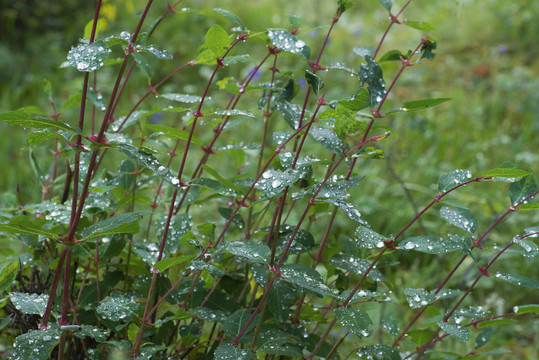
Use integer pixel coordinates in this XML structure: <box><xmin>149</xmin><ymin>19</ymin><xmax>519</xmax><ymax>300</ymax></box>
<box><xmin>1</xmin><ymin>0</ymin><xmax>538</xmax><ymax>357</ymax></box>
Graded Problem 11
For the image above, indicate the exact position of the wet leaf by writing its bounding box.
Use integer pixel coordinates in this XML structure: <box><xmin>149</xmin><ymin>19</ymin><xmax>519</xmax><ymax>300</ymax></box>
<box><xmin>0</xmin><ymin>109</ymin><xmax>81</xmax><ymax>134</ymax></box>
<box><xmin>476</xmin><ymin>318</ymin><xmax>517</xmax><ymax>329</ymax></box>
<box><xmin>214</xmin><ymin>344</ymin><xmax>255</xmax><ymax>360</ymax></box>
<box><xmin>377</xmin><ymin>0</ymin><xmax>393</xmax><ymax>11</ymax></box>
<box><xmin>81</xmin><ymin>211</ymin><xmax>146</xmax><ymax>240</ymax></box>
<box><xmin>67</xmin><ymin>40</ymin><xmax>111</xmax><ymax>72</ymax></box>
<box><xmin>481</xmin><ymin>168</ymin><xmax>530</xmax><ymax>180</ymax></box>
<box><xmin>155</xmin><ymin>213</ymin><xmax>192</xmax><ymax>254</ymax></box>
<box><xmin>475</xmin><ymin>327</ymin><xmax>492</xmax><ymax>349</ymax></box>
<box><xmin>160</xmin><ymin>93</ymin><xmax>203</xmax><ymax>103</ymax></box>
<box><xmin>356</xmin><ymin>344</ymin><xmax>400</xmax><ymax>360</ymax></box>
<box><xmin>75</xmin><ymin>325</ymin><xmax>109</xmax><ymax>343</ymax></box>
<box><xmin>218</xmin><ymin>207</ymin><xmax>245</xmax><ymax>229</ymax></box>
<box><xmin>440</xmin><ymin>205</ymin><xmax>478</xmax><ymax>234</ymax></box>
<box><xmin>153</xmin><ymin>255</ymin><xmax>194</xmax><ymax>273</ymax></box>
<box><xmin>397</xmin><ymin>235</ymin><xmax>463</xmax><ymax>254</ymax></box>
<box><xmin>0</xmin><ymin>260</ymin><xmax>19</xmax><ymax>292</ymax></box>
<box><xmin>224</xmin><ymin>241</ymin><xmax>270</xmax><ymax>263</ymax></box>
<box><xmin>513</xmin><ymin>238</ymin><xmax>538</xmax><ymax>260</ymax></box>
<box><xmin>206</xmin><ymin>24</ymin><xmax>230</xmax><ymax>57</ymax></box>
<box><xmin>403</xmin><ymin>20</ymin><xmax>436</xmax><ymax>31</ymax></box>
<box><xmin>145</xmin><ymin>124</ymin><xmax>203</xmax><ymax>146</ymax></box>
<box><xmin>513</xmin><ymin>304</ymin><xmax>539</xmax><ymax>315</ymax></box>
<box><xmin>275</xmin><ymin>100</ymin><xmax>306</xmax><ymax>129</ymax></box>
<box><xmin>305</xmin><ymin>70</ymin><xmax>324</xmax><ymax>95</ymax></box>
<box><xmin>9</xmin><ymin>292</ymin><xmax>49</xmax><ymax>316</ymax></box>
<box><xmin>275</xmin><ymin>224</ymin><xmax>316</xmax><ymax>254</ymax></box>
<box><xmin>438</xmin><ymin>169</ymin><xmax>473</xmax><ymax>194</ymax></box>
<box><xmin>330</xmin><ymin>254</ymin><xmax>385</xmax><ymax>281</ymax></box>
<box><xmin>450</xmin><ymin>306</ymin><xmax>490</xmax><ymax>320</ymax></box>
<box><xmin>279</xmin><ymin>152</ymin><xmax>315</xmax><ymax>180</ymax></box>
<box><xmin>0</xmin><ymin>215</ymin><xmax>62</xmax><ymax>239</ymax></box>
<box><xmin>398</xmin><ymin>98</ymin><xmax>451</xmax><ymax>112</ymax></box>
<box><xmin>214</xmin><ymin>8</ymin><xmax>247</xmax><ymax>32</ymax></box>
<box><xmin>256</xmin><ymin>329</ymin><xmax>302</xmax><ymax>356</ymax></box>
<box><xmin>404</xmin><ymin>288</ymin><xmax>463</xmax><ymax>309</ymax></box>
<box><xmin>213</xmin><ymin>108</ymin><xmax>256</xmax><ymax>118</ymax></box>
<box><xmin>354</xmin><ymin>226</ymin><xmax>389</xmax><ymax>249</ymax></box>
<box><xmin>335</xmin><ymin>307</ymin><xmax>373</xmax><ymax>338</ymax></box>
<box><xmin>268</xmin><ymin>278</ymin><xmax>299</xmax><ymax>322</ymax></box>
<box><xmin>223</xmin><ymin>309</ymin><xmax>258</xmax><ymax>339</ymax></box>
<box><xmin>191</xmin><ymin>177</ymin><xmax>237</xmax><ymax>196</ymax></box>
<box><xmin>96</xmin><ymin>291</ymin><xmax>140</xmax><ymax>322</ymax></box>
<box><xmin>334</xmin><ymin>108</ymin><xmax>362</xmax><ymax>141</ymax></box>
<box><xmin>338</xmin><ymin>88</ymin><xmax>370</xmax><ymax>112</ymax></box>
<box><xmin>509</xmin><ymin>175</ymin><xmax>537</xmax><ymax>206</ymax></box>
<box><xmin>378</xmin><ymin>49</ymin><xmax>413</xmax><ymax>63</ymax></box>
<box><xmin>494</xmin><ymin>272</ymin><xmax>539</xmax><ymax>289</ymax></box>
<box><xmin>420</xmin><ymin>38</ymin><xmax>437</xmax><ymax>60</ymax></box>
<box><xmin>267</xmin><ymin>29</ymin><xmax>310</xmax><ymax>59</ymax></box>
<box><xmin>13</xmin><ymin>326</ymin><xmax>61</xmax><ymax>360</ymax></box>
<box><xmin>256</xmin><ymin>169</ymin><xmax>301</xmax><ymax>198</ymax></box>
<box><xmin>437</xmin><ymin>321</ymin><xmax>471</xmax><ymax>342</ymax></box>
<box><xmin>131</xmin><ymin>52</ymin><xmax>153</xmax><ymax>79</ymax></box>
<box><xmin>280</xmin><ymin>264</ymin><xmax>338</xmax><ymax>298</ymax></box>
<box><xmin>310</xmin><ymin>126</ymin><xmax>344</xmax><ymax>154</ymax></box>
<box><xmin>408</xmin><ymin>329</ymin><xmax>435</xmax><ymax>346</ymax></box>
<box><xmin>357</xmin><ymin>55</ymin><xmax>385</xmax><ymax>106</ymax></box>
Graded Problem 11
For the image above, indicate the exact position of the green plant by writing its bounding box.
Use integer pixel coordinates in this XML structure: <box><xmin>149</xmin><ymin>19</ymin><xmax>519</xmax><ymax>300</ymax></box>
<box><xmin>0</xmin><ymin>0</ymin><xmax>537</xmax><ymax>359</ymax></box>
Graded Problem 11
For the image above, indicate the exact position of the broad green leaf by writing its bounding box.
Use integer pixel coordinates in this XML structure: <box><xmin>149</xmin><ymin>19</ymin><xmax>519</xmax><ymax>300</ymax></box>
<box><xmin>0</xmin><ymin>215</ymin><xmax>62</xmax><ymax>239</ymax></box>
<box><xmin>440</xmin><ymin>205</ymin><xmax>478</xmax><ymax>234</ymax></box>
<box><xmin>400</xmin><ymin>98</ymin><xmax>451</xmax><ymax>111</ymax></box>
<box><xmin>404</xmin><ymin>288</ymin><xmax>463</xmax><ymax>309</ymax></box>
<box><xmin>191</xmin><ymin>177</ymin><xmax>237</xmax><ymax>196</ymax></box>
<box><xmin>0</xmin><ymin>260</ymin><xmax>19</xmax><ymax>293</ymax></box>
<box><xmin>275</xmin><ymin>225</ymin><xmax>316</xmax><ymax>254</ymax></box>
<box><xmin>131</xmin><ymin>52</ymin><xmax>153</xmax><ymax>79</ymax></box>
<box><xmin>509</xmin><ymin>175</ymin><xmax>537</xmax><ymax>206</ymax></box>
<box><xmin>256</xmin><ymin>329</ymin><xmax>303</xmax><ymax>356</ymax></box>
<box><xmin>450</xmin><ymin>306</ymin><xmax>490</xmax><ymax>320</ymax></box>
<box><xmin>305</xmin><ymin>70</ymin><xmax>324</xmax><ymax>95</ymax></box>
<box><xmin>75</xmin><ymin>325</ymin><xmax>109</xmax><ymax>342</ymax></box>
<box><xmin>268</xmin><ymin>278</ymin><xmax>299</xmax><ymax>322</ymax></box>
<box><xmin>494</xmin><ymin>272</ymin><xmax>539</xmax><ymax>289</ymax></box>
<box><xmin>353</xmin><ymin>46</ymin><xmax>375</xmax><ymax>58</ymax></box>
<box><xmin>310</xmin><ymin>126</ymin><xmax>344</xmax><ymax>154</ymax></box>
<box><xmin>378</xmin><ymin>49</ymin><xmax>413</xmax><ymax>63</ymax></box>
<box><xmin>338</xmin><ymin>88</ymin><xmax>370</xmax><ymax>112</ymax></box>
<box><xmin>9</xmin><ymin>292</ymin><xmax>49</xmax><ymax>316</ymax></box>
<box><xmin>13</xmin><ymin>326</ymin><xmax>61</xmax><ymax>360</ymax></box>
<box><xmin>0</xmin><ymin>109</ymin><xmax>81</xmax><ymax>134</ymax></box>
<box><xmin>152</xmin><ymin>255</ymin><xmax>193</xmax><ymax>273</ymax></box>
<box><xmin>335</xmin><ymin>308</ymin><xmax>373</xmax><ymax>338</ymax></box>
<box><xmin>218</xmin><ymin>207</ymin><xmax>245</xmax><ymax>229</ymax></box>
<box><xmin>279</xmin><ymin>151</ymin><xmax>315</xmax><ymax>180</ymax></box>
<box><xmin>267</xmin><ymin>29</ymin><xmax>310</xmax><ymax>59</ymax></box>
<box><xmin>288</xmin><ymin>14</ymin><xmax>302</xmax><ymax>28</ymax></box>
<box><xmin>475</xmin><ymin>327</ymin><xmax>492</xmax><ymax>349</ymax></box>
<box><xmin>357</xmin><ymin>55</ymin><xmax>385</xmax><ymax>106</ymax></box>
<box><xmin>275</xmin><ymin>100</ymin><xmax>307</xmax><ymax>130</ymax></box>
<box><xmin>195</xmin><ymin>44</ymin><xmax>217</xmax><ymax>65</ymax></box>
<box><xmin>145</xmin><ymin>124</ymin><xmax>203</xmax><ymax>146</ymax></box>
<box><xmin>214</xmin><ymin>8</ymin><xmax>247</xmax><ymax>32</ymax></box>
<box><xmin>354</xmin><ymin>226</ymin><xmax>389</xmax><ymax>249</ymax></box>
<box><xmin>513</xmin><ymin>238</ymin><xmax>538</xmax><ymax>260</ymax></box>
<box><xmin>67</xmin><ymin>40</ymin><xmax>111</xmax><ymax>72</ymax></box>
<box><xmin>403</xmin><ymin>20</ymin><xmax>437</xmax><ymax>31</ymax></box>
<box><xmin>438</xmin><ymin>169</ymin><xmax>473</xmax><ymax>194</ymax></box>
<box><xmin>513</xmin><ymin>304</ymin><xmax>539</xmax><ymax>315</ymax></box>
<box><xmin>476</xmin><ymin>318</ymin><xmax>517</xmax><ymax>329</ymax></box>
<box><xmin>160</xmin><ymin>93</ymin><xmax>203</xmax><ymax>103</ymax></box>
<box><xmin>115</xmin><ymin>143</ymin><xmax>182</xmax><ymax>188</ymax></box>
<box><xmin>224</xmin><ymin>241</ymin><xmax>270</xmax><ymax>263</ymax></box>
<box><xmin>96</xmin><ymin>291</ymin><xmax>140</xmax><ymax>322</ymax></box>
<box><xmin>334</xmin><ymin>108</ymin><xmax>362</xmax><ymax>141</ymax></box>
<box><xmin>377</xmin><ymin>0</ymin><xmax>393</xmax><ymax>11</ymax></box>
<box><xmin>357</xmin><ymin>344</ymin><xmax>400</xmax><ymax>360</ymax></box>
<box><xmin>84</xmin><ymin>18</ymin><xmax>104</xmax><ymax>40</ymax></box>
<box><xmin>408</xmin><ymin>329</ymin><xmax>435</xmax><ymax>346</ymax></box>
<box><xmin>324</xmin><ymin>198</ymin><xmax>367</xmax><ymax>225</ymax></box>
<box><xmin>482</xmin><ymin>168</ymin><xmax>530</xmax><ymax>180</ymax></box>
<box><xmin>397</xmin><ymin>235</ymin><xmax>462</xmax><ymax>254</ymax></box>
<box><xmin>81</xmin><ymin>211</ymin><xmax>145</xmax><ymax>240</ymax></box>
<box><xmin>280</xmin><ymin>263</ymin><xmax>338</xmax><ymax>298</ymax></box>
<box><xmin>330</xmin><ymin>254</ymin><xmax>384</xmax><ymax>281</ymax></box>
<box><xmin>155</xmin><ymin>213</ymin><xmax>192</xmax><ymax>254</ymax></box>
<box><xmin>437</xmin><ymin>321</ymin><xmax>471</xmax><ymax>342</ymax></box>
<box><xmin>61</xmin><ymin>92</ymin><xmax>83</xmax><ymax>111</ymax></box>
<box><xmin>256</xmin><ymin>169</ymin><xmax>301</xmax><ymax>198</ymax></box>
<box><xmin>206</xmin><ymin>24</ymin><xmax>230</xmax><ymax>57</ymax></box>
<box><xmin>223</xmin><ymin>309</ymin><xmax>258</xmax><ymax>339</ymax></box>
<box><xmin>214</xmin><ymin>344</ymin><xmax>255</xmax><ymax>360</ymax></box>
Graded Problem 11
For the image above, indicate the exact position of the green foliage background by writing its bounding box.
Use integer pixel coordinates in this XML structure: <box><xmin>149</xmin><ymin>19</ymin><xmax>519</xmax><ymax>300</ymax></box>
<box><xmin>0</xmin><ymin>0</ymin><xmax>538</xmax><ymax>357</ymax></box>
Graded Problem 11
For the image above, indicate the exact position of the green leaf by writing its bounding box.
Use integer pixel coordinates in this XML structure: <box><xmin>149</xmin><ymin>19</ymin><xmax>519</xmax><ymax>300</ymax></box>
<box><xmin>145</xmin><ymin>124</ymin><xmax>203</xmax><ymax>146</ymax></box>
<box><xmin>256</xmin><ymin>169</ymin><xmax>301</xmax><ymax>198</ymax></box>
<box><xmin>0</xmin><ymin>109</ymin><xmax>81</xmax><ymax>134</ymax></box>
<box><xmin>335</xmin><ymin>307</ymin><xmax>373</xmax><ymax>338</ymax></box>
<box><xmin>438</xmin><ymin>321</ymin><xmax>471</xmax><ymax>342</ymax></box>
<box><xmin>280</xmin><ymin>264</ymin><xmax>338</xmax><ymax>298</ymax></box>
<box><xmin>353</xmin><ymin>46</ymin><xmax>375</xmax><ymax>58</ymax></box>
<box><xmin>0</xmin><ymin>260</ymin><xmax>19</xmax><ymax>292</ymax></box>
<box><xmin>42</xmin><ymin>78</ymin><xmax>52</xmax><ymax>101</ymax></box>
<box><xmin>494</xmin><ymin>272</ymin><xmax>539</xmax><ymax>289</ymax></box>
<box><xmin>337</xmin><ymin>0</ymin><xmax>354</xmax><ymax>14</ymax></box>
<box><xmin>75</xmin><ymin>325</ymin><xmax>109</xmax><ymax>342</ymax></box>
<box><xmin>354</xmin><ymin>226</ymin><xmax>389</xmax><ymax>249</ymax></box>
<box><xmin>67</xmin><ymin>40</ymin><xmax>111</xmax><ymax>72</ymax></box>
<box><xmin>377</xmin><ymin>0</ymin><xmax>393</xmax><ymax>11</ymax></box>
<box><xmin>268</xmin><ymin>278</ymin><xmax>299</xmax><ymax>322</ymax></box>
<box><xmin>256</xmin><ymin>329</ymin><xmax>303</xmax><ymax>356</ymax></box>
<box><xmin>131</xmin><ymin>52</ymin><xmax>153</xmax><ymax>79</ymax></box>
<box><xmin>218</xmin><ymin>207</ymin><xmax>245</xmax><ymax>229</ymax></box>
<box><xmin>438</xmin><ymin>169</ymin><xmax>473</xmax><ymax>194</ymax></box>
<box><xmin>153</xmin><ymin>255</ymin><xmax>194</xmax><ymax>273</ymax></box>
<box><xmin>0</xmin><ymin>215</ymin><xmax>62</xmax><ymax>239</ymax></box>
<box><xmin>378</xmin><ymin>49</ymin><xmax>413</xmax><ymax>63</ymax></box>
<box><xmin>159</xmin><ymin>93</ymin><xmax>203</xmax><ymax>103</ymax></box>
<box><xmin>420</xmin><ymin>38</ymin><xmax>437</xmax><ymax>60</ymax></box>
<box><xmin>397</xmin><ymin>235</ymin><xmax>463</xmax><ymax>254</ymax></box>
<box><xmin>440</xmin><ymin>205</ymin><xmax>478</xmax><ymax>234</ymax></box>
<box><xmin>214</xmin><ymin>344</ymin><xmax>255</xmax><ymax>360</ymax></box>
<box><xmin>206</xmin><ymin>24</ymin><xmax>230</xmax><ymax>57</ymax></box>
<box><xmin>338</xmin><ymin>88</ymin><xmax>370</xmax><ymax>112</ymax></box>
<box><xmin>357</xmin><ymin>55</ymin><xmax>385</xmax><ymax>106</ymax></box>
<box><xmin>115</xmin><ymin>143</ymin><xmax>182</xmax><ymax>188</ymax></box>
<box><xmin>400</xmin><ymin>97</ymin><xmax>451</xmax><ymax>112</ymax></box>
<box><xmin>305</xmin><ymin>70</ymin><xmax>324</xmax><ymax>95</ymax></box>
<box><xmin>408</xmin><ymin>329</ymin><xmax>435</xmax><ymax>346</ymax></box>
<box><xmin>334</xmin><ymin>109</ymin><xmax>362</xmax><ymax>141</ymax></box>
<box><xmin>9</xmin><ymin>292</ymin><xmax>49</xmax><ymax>316</ymax></box>
<box><xmin>223</xmin><ymin>309</ymin><xmax>258</xmax><ymax>339</ymax></box>
<box><xmin>476</xmin><ymin>318</ymin><xmax>517</xmax><ymax>329</ymax></box>
<box><xmin>224</xmin><ymin>241</ymin><xmax>270</xmax><ymax>263</ymax></box>
<box><xmin>191</xmin><ymin>177</ymin><xmax>237</xmax><ymax>196</ymax></box>
<box><xmin>513</xmin><ymin>238</ymin><xmax>538</xmax><ymax>260</ymax></box>
<box><xmin>84</xmin><ymin>18</ymin><xmax>104</xmax><ymax>40</ymax></box>
<box><xmin>475</xmin><ymin>327</ymin><xmax>492</xmax><ymax>349</ymax></box>
<box><xmin>61</xmin><ymin>92</ymin><xmax>83</xmax><ymax>111</ymax></box>
<box><xmin>330</xmin><ymin>254</ymin><xmax>385</xmax><ymax>281</ymax></box>
<box><xmin>81</xmin><ymin>211</ymin><xmax>145</xmax><ymax>240</ymax></box>
<box><xmin>96</xmin><ymin>291</ymin><xmax>140</xmax><ymax>322</ymax></box>
<box><xmin>513</xmin><ymin>304</ymin><xmax>539</xmax><ymax>315</ymax></box>
<box><xmin>275</xmin><ymin>100</ymin><xmax>307</xmax><ymax>130</ymax></box>
<box><xmin>155</xmin><ymin>213</ymin><xmax>192</xmax><ymax>254</ymax></box>
<box><xmin>357</xmin><ymin>344</ymin><xmax>401</xmax><ymax>360</ymax></box>
<box><xmin>482</xmin><ymin>168</ymin><xmax>530</xmax><ymax>180</ymax></box>
<box><xmin>214</xmin><ymin>8</ymin><xmax>247</xmax><ymax>32</ymax></box>
<box><xmin>13</xmin><ymin>326</ymin><xmax>61</xmax><ymax>360</ymax></box>
<box><xmin>310</xmin><ymin>126</ymin><xmax>344</xmax><ymax>154</ymax></box>
<box><xmin>403</xmin><ymin>20</ymin><xmax>437</xmax><ymax>31</ymax></box>
<box><xmin>404</xmin><ymin>288</ymin><xmax>463</xmax><ymax>309</ymax></box>
<box><xmin>509</xmin><ymin>175</ymin><xmax>537</xmax><ymax>206</ymax></box>
<box><xmin>267</xmin><ymin>29</ymin><xmax>310</xmax><ymax>59</ymax></box>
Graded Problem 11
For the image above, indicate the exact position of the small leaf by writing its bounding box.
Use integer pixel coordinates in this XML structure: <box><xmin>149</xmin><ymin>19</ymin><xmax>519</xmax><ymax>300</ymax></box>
<box><xmin>494</xmin><ymin>272</ymin><xmax>539</xmax><ymax>289</ymax></box>
<box><xmin>513</xmin><ymin>304</ymin><xmax>539</xmax><ymax>315</ymax></box>
<box><xmin>155</xmin><ymin>214</ymin><xmax>192</xmax><ymax>254</ymax></box>
<box><xmin>408</xmin><ymin>329</ymin><xmax>435</xmax><ymax>346</ymax></box>
<box><xmin>0</xmin><ymin>260</ymin><xmax>19</xmax><ymax>292</ymax></box>
<box><xmin>256</xmin><ymin>329</ymin><xmax>302</xmax><ymax>356</ymax></box>
<box><xmin>331</xmin><ymin>254</ymin><xmax>384</xmax><ymax>281</ymax></box>
<box><xmin>96</xmin><ymin>291</ymin><xmax>140</xmax><ymax>322</ymax></box>
<box><xmin>437</xmin><ymin>321</ymin><xmax>471</xmax><ymax>342</ymax></box>
<box><xmin>153</xmin><ymin>255</ymin><xmax>193</xmax><ymax>273</ymax></box>
<box><xmin>404</xmin><ymin>288</ymin><xmax>463</xmax><ymax>309</ymax></box>
<box><xmin>309</xmin><ymin>126</ymin><xmax>344</xmax><ymax>154</ymax></box>
<box><xmin>482</xmin><ymin>168</ymin><xmax>530</xmax><ymax>179</ymax></box>
<box><xmin>476</xmin><ymin>318</ymin><xmax>517</xmax><ymax>329</ymax></box>
<box><xmin>338</xmin><ymin>88</ymin><xmax>370</xmax><ymax>112</ymax></box>
<box><xmin>13</xmin><ymin>326</ymin><xmax>61</xmax><ymax>360</ymax></box>
<box><xmin>440</xmin><ymin>205</ymin><xmax>478</xmax><ymax>234</ymax></box>
<box><xmin>223</xmin><ymin>309</ymin><xmax>258</xmax><ymax>339</ymax></box>
<box><xmin>378</xmin><ymin>49</ymin><xmax>413</xmax><ymax>62</ymax></box>
<box><xmin>145</xmin><ymin>124</ymin><xmax>203</xmax><ymax>146</ymax></box>
<box><xmin>131</xmin><ymin>52</ymin><xmax>153</xmax><ymax>79</ymax></box>
<box><xmin>420</xmin><ymin>38</ymin><xmax>437</xmax><ymax>60</ymax></box>
<box><xmin>354</xmin><ymin>226</ymin><xmax>388</xmax><ymax>249</ymax></box>
<box><xmin>353</xmin><ymin>46</ymin><xmax>375</xmax><ymax>58</ymax></box>
<box><xmin>280</xmin><ymin>264</ymin><xmax>338</xmax><ymax>298</ymax></box>
<box><xmin>334</xmin><ymin>108</ymin><xmax>362</xmax><ymax>141</ymax></box>
<box><xmin>268</xmin><ymin>278</ymin><xmax>299</xmax><ymax>322</ymax></box>
<box><xmin>397</xmin><ymin>235</ymin><xmax>462</xmax><ymax>254</ymax></box>
<box><xmin>0</xmin><ymin>109</ymin><xmax>81</xmax><ymax>134</ymax></box>
<box><xmin>513</xmin><ymin>238</ymin><xmax>538</xmax><ymax>260</ymax></box>
<box><xmin>206</xmin><ymin>24</ymin><xmax>230</xmax><ymax>57</ymax></box>
<box><xmin>509</xmin><ymin>175</ymin><xmax>537</xmax><ymax>206</ymax></box>
<box><xmin>84</xmin><ymin>18</ymin><xmax>104</xmax><ymax>39</ymax></box>
<box><xmin>275</xmin><ymin>100</ymin><xmax>307</xmax><ymax>130</ymax></box>
<box><xmin>67</xmin><ymin>40</ymin><xmax>111</xmax><ymax>72</ymax></box>
<box><xmin>305</xmin><ymin>70</ymin><xmax>324</xmax><ymax>95</ymax></box>
<box><xmin>438</xmin><ymin>169</ymin><xmax>473</xmax><ymax>194</ymax></box>
<box><xmin>475</xmin><ymin>327</ymin><xmax>492</xmax><ymax>349</ymax></box>
<box><xmin>81</xmin><ymin>211</ymin><xmax>145</xmax><ymax>240</ymax></box>
<box><xmin>335</xmin><ymin>307</ymin><xmax>373</xmax><ymax>338</ymax></box>
<box><xmin>275</xmin><ymin>225</ymin><xmax>316</xmax><ymax>254</ymax></box>
<box><xmin>214</xmin><ymin>8</ymin><xmax>247</xmax><ymax>32</ymax></box>
<box><xmin>267</xmin><ymin>29</ymin><xmax>310</xmax><ymax>59</ymax></box>
<box><xmin>403</xmin><ymin>20</ymin><xmax>437</xmax><ymax>31</ymax></box>
<box><xmin>0</xmin><ymin>215</ymin><xmax>62</xmax><ymax>239</ymax></box>
<box><xmin>357</xmin><ymin>344</ymin><xmax>401</xmax><ymax>360</ymax></box>
<box><xmin>357</xmin><ymin>55</ymin><xmax>385</xmax><ymax>106</ymax></box>
<box><xmin>214</xmin><ymin>344</ymin><xmax>255</xmax><ymax>360</ymax></box>
<box><xmin>191</xmin><ymin>178</ymin><xmax>237</xmax><ymax>196</ymax></box>
<box><xmin>218</xmin><ymin>207</ymin><xmax>245</xmax><ymax>229</ymax></box>
<box><xmin>75</xmin><ymin>325</ymin><xmax>109</xmax><ymax>342</ymax></box>
<box><xmin>160</xmin><ymin>93</ymin><xmax>203</xmax><ymax>103</ymax></box>
<box><xmin>256</xmin><ymin>169</ymin><xmax>301</xmax><ymax>198</ymax></box>
<box><xmin>400</xmin><ymin>98</ymin><xmax>451</xmax><ymax>111</ymax></box>
<box><xmin>10</xmin><ymin>292</ymin><xmax>49</xmax><ymax>316</ymax></box>
<box><xmin>377</xmin><ymin>0</ymin><xmax>393</xmax><ymax>11</ymax></box>
<box><xmin>224</xmin><ymin>241</ymin><xmax>270</xmax><ymax>263</ymax></box>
